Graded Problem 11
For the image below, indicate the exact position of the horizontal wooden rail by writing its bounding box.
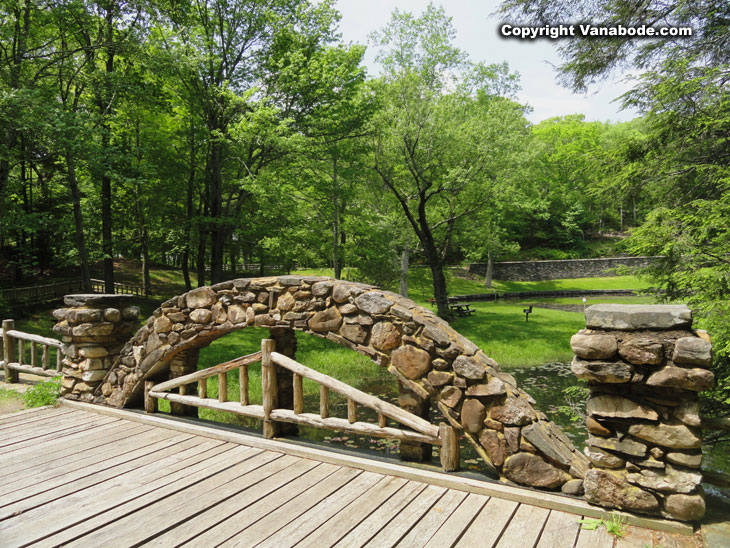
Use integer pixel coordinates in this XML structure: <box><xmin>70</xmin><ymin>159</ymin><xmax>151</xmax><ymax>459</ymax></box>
<box><xmin>271</xmin><ymin>351</ymin><xmax>440</xmax><ymax>439</ymax></box>
<box><xmin>151</xmin><ymin>351</ymin><xmax>262</xmax><ymax>393</ymax></box>
<box><xmin>146</xmin><ymin>338</ymin><xmax>455</xmax><ymax>471</ymax></box>
<box><xmin>90</xmin><ymin>278</ymin><xmax>145</xmax><ymax>296</ymax></box>
<box><xmin>2</xmin><ymin>319</ymin><xmax>64</xmax><ymax>382</ymax></box>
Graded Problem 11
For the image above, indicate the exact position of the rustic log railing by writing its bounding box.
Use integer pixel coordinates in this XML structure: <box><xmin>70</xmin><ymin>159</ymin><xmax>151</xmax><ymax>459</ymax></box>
<box><xmin>89</xmin><ymin>279</ymin><xmax>145</xmax><ymax>297</ymax></box>
<box><xmin>1</xmin><ymin>280</ymin><xmax>85</xmax><ymax>303</ymax></box>
<box><xmin>146</xmin><ymin>338</ymin><xmax>460</xmax><ymax>472</ymax></box>
<box><xmin>1</xmin><ymin>319</ymin><xmax>64</xmax><ymax>382</ymax></box>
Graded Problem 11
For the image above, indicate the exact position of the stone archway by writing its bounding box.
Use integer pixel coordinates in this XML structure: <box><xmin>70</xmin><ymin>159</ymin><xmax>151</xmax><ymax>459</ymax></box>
<box><xmin>70</xmin><ymin>276</ymin><xmax>589</xmax><ymax>490</ymax></box>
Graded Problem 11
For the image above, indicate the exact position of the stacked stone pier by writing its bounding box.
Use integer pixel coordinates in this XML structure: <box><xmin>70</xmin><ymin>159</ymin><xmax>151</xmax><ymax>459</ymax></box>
<box><xmin>52</xmin><ymin>294</ymin><xmax>140</xmax><ymax>402</ymax></box>
<box><xmin>571</xmin><ymin>304</ymin><xmax>712</xmax><ymax>521</ymax></box>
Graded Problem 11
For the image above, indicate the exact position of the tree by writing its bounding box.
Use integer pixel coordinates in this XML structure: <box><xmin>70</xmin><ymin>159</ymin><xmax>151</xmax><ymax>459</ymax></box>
<box><xmin>500</xmin><ymin>0</ymin><xmax>730</xmax><ymax>419</ymax></box>
<box><xmin>371</xmin><ymin>4</ymin><xmax>528</xmax><ymax>319</ymax></box>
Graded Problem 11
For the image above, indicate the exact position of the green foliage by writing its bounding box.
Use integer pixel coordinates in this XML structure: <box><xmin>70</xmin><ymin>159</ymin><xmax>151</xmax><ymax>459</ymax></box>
<box><xmin>578</xmin><ymin>513</ymin><xmax>626</xmax><ymax>539</ymax></box>
<box><xmin>22</xmin><ymin>377</ymin><xmax>61</xmax><ymax>408</ymax></box>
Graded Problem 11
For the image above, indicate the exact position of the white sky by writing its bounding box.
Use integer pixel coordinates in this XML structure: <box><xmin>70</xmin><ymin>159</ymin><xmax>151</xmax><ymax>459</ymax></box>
<box><xmin>334</xmin><ymin>0</ymin><xmax>640</xmax><ymax>124</ymax></box>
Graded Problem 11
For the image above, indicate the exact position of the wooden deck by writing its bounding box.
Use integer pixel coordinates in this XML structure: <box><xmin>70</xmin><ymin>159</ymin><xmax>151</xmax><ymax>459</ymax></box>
<box><xmin>0</xmin><ymin>405</ymin><xmax>699</xmax><ymax>548</ymax></box>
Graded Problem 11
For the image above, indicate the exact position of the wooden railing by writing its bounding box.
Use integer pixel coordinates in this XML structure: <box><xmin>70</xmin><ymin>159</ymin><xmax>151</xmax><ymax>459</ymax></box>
<box><xmin>1</xmin><ymin>280</ymin><xmax>85</xmax><ymax>303</ymax></box>
<box><xmin>90</xmin><ymin>279</ymin><xmax>145</xmax><ymax>297</ymax></box>
<box><xmin>1</xmin><ymin>319</ymin><xmax>64</xmax><ymax>382</ymax></box>
<box><xmin>146</xmin><ymin>338</ymin><xmax>460</xmax><ymax>472</ymax></box>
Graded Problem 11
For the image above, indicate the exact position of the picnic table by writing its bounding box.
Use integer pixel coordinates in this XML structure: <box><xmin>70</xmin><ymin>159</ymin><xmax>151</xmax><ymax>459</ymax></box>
<box><xmin>449</xmin><ymin>302</ymin><xmax>474</xmax><ymax>317</ymax></box>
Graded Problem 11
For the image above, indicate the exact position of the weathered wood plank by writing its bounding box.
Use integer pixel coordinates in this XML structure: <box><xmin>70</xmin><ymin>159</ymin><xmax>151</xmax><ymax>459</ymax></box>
<box><xmin>32</xmin><ymin>444</ymin><xmax>254</xmax><ymax>548</ymax></box>
<box><xmin>296</xmin><ymin>476</ymin><xmax>410</xmax><ymax>548</ymax></box>
<box><xmin>0</xmin><ymin>432</ymin><xmax>195</xmax><ymax>520</ymax></box>
<box><xmin>0</xmin><ymin>405</ymin><xmax>58</xmax><ymax>424</ymax></box>
<box><xmin>423</xmin><ymin>492</ymin><xmax>489</xmax><ymax>548</ymax></box>
<box><xmin>574</xmin><ymin>521</ymin><xmax>617</xmax><ymax>548</ymax></box>
<box><xmin>535</xmin><ymin>510</ymin><xmax>582</xmax><ymax>548</ymax></box>
<box><xmin>214</xmin><ymin>466</ymin><xmax>367</xmax><ymax>548</ymax></box>
<box><xmin>180</xmin><ymin>464</ymin><xmax>356</xmax><ymax>548</ymax></box>
<box><xmin>395</xmin><ymin>489</ymin><xmax>468</xmax><ymax>548</ymax></box>
<box><xmin>142</xmin><ymin>458</ymin><xmax>325</xmax><ymax>547</ymax></box>
<box><xmin>0</xmin><ymin>415</ymin><xmax>119</xmax><ymax>450</ymax></box>
<box><xmin>1</xmin><ymin>425</ymin><xmax>174</xmax><ymax>493</ymax></box>
<box><xmin>456</xmin><ymin>496</ymin><xmax>519</xmax><ymax>548</ymax></box>
<box><xmin>5</xmin><ymin>329</ymin><xmax>63</xmax><ymax>348</ymax></box>
<box><xmin>1</xmin><ymin>422</ymin><xmax>154</xmax><ymax>488</ymax></box>
<box><xmin>273</xmin><ymin>352</ymin><xmax>439</xmax><ymax>438</ymax></box>
<box><xmin>258</xmin><ymin>471</ymin><xmax>387</xmax><ymax>548</ymax></box>
<box><xmin>331</xmin><ymin>481</ymin><xmax>428</xmax><ymax>548</ymax></box>
<box><xmin>63</xmin><ymin>452</ymin><xmax>287</xmax><ymax>547</ymax></box>
<box><xmin>495</xmin><ymin>503</ymin><xmax>551</xmax><ymax>548</ymax></box>
<box><xmin>148</xmin><ymin>391</ymin><xmax>265</xmax><ymax>420</ymax></box>
<box><xmin>615</xmin><ymin>525</ymin><xmax>654</xmax><ymax>548</ymax></box>
<box><xmin>59</xmin><ymin>400</ymin><xmax>697</xmax><ymax>537</ymax></box>
<box><xmin>0</xmin><ymin>419</ymin><xmax>144</xmax><ymax>466</ymax></box>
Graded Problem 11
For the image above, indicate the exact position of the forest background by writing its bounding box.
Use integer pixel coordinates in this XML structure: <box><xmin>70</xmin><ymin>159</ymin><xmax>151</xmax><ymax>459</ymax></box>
<box><xmin>0</xmin><ymin>0</ymin><xmax>728</xmax><ymax>419</ymax></box>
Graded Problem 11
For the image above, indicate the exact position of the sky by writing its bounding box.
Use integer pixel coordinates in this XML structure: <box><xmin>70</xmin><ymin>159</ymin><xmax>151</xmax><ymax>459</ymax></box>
<box><xmin>333</xmin><ymin>0</ymin><xmax>640</xmax><ymax>124</ymax></box>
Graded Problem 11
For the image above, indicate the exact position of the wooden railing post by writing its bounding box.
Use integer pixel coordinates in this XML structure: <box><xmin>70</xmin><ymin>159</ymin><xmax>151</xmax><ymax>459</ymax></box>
<box><xmin>144</xmin><ymin>381</ymin><xmax>157</xmax><ymax>413</ymax></box>
<box><xmin>439</xmin><ymin>423</ymin><xmax>459</xmax><ymax>472</ymax></box>
<box><xmin>2</xmin><ymin>319</ymin><xmax>18</xmax><ymax>383</ymax></box>
<box><xmin>261</xmin><ymin>338</ymin><xmax>278</xmax><ymax>438</ymax></box>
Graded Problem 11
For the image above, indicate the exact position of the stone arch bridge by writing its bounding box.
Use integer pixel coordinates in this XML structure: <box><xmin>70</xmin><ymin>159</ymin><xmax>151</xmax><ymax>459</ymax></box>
<box><xmin>54</xmin><ymin>275</ymin><xmax>588</xmax><ymax>492</ymax></box>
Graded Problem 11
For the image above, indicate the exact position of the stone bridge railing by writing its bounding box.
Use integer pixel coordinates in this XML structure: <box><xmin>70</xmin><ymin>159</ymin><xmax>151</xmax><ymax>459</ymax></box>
<box><xmin>47</xmin><ymin>279</ymin><xmax>714</xmax><ymax>523</ymax></box>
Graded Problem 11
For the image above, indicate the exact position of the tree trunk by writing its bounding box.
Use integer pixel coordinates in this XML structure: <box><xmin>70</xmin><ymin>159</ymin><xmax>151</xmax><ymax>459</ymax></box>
<box><xmin>208</xmin><ymin>140</ymin><xmax>224</xmax><ymax>284</ymax></box>
<box><xmin>66</xmin><ymin>153</ymin><xmax>91</xmax><ymax>291</ymax></box>
<box><xmin>399</xmin><ymin>247</ymin><xmax>409</xmax><ymax>297</ymax></box>
<box><xmin>181</xmin><ymin>122</ymin><xmax>196</xmax><ymax>291</ymax></box>
<box><xmin>485</xmin><ymin>250</ymin><xmax>493</xmax><ymax>288</ymax></box>
<box><xmin>331</xmin><ymin>157</ymin><xmax>341</xmax><ymax>279</ymax></box>
<box><xmin>230</xmin><ymin>245</ymin><xmax>237</xmax><ymax>277</ymax></box>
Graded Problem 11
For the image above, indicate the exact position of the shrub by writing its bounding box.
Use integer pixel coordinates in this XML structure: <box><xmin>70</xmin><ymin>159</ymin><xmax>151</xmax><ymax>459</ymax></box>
<box><xmin>23</xmin><ymin>376</ymin><xmax>61</xmax><ymax>407</ymax></box>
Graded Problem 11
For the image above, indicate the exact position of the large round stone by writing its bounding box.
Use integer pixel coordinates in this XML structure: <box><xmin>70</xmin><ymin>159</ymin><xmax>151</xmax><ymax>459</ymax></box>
<box><xmin>354</xmin><ymin>293</ymin><xmax>392</xmax><ymax>315</ymax></box>
<box><xmin>570</xmin><ymin>333</ymin><xmax>617</xmax><ymax>359</ymax></box>
<box><xmin>391</xmin><ymin>345</ymin><xmax>431</xmax><ymax>379</ymax></box>
<box><xmin>628</xmin><ymin>421</ymin><xmax>701</xmax><ymax>449</ymax></box>
<box><xmin>646</xmin><ymin>365</ymin><xmax>714</xmax><ymax>392</ymax></box>
<box><xmin>479</xmin><ymin>429</ymin><xmax>507</xmax><ymax>466</ymax></box>
<box><xmin>503</xmin><ymin>452</ymin><xmax>566</xmax><ymax>489</ymax></box>
<box><xmin>584</xmin><ymin>469</ymin><xmax>659</xmax><ymax>513</ymax></box>
<box><xmin>673</xmin><ymin>337</ymin><xmax>712</xmax><ymax>367</ymax></box>
<box><xmin>460</xmin><ymin>398</ymin><xmax>485</xmax><ymax>434</ymax></box>
<box><xmin>664</xmin><ymin>492</ymin><xmax>706</xmax><ymax>521</ymax></box>
<box><xmin>185</xmin><ymin>287</ymin><xmax>216</xmax><ymax>309</ymax></box>
<box><xmin>308</xmin><ymin>307</ymin><xmax>342</xmax><ymax>332</ymax></box>
<box><xmin>571</xmin><ymin>358</ymin><xmax>633</xmax><ymax>383</ymax></box>
<box><xmin>490</xmin><ymin>396</ymin><xmax>537</xmax><ymax>426</ymax></box>
<box><xmin>452</xmin><ymin>356</ymin><xmax>486</xmax><ymax>380</ymax></box>
<box><xmin>370</xmin><ymin>322</ymin><xmax>401</xmax><ymax>351</ymax></box>
<box><xmin>618</xmin><ymin>337</ymin><xmax>663</xmax><ymax>365</ymax></box>
<box><xmin>586</xmin><ymin>395</ymin><xmax>658</xmax><ymax>420</ymax></box>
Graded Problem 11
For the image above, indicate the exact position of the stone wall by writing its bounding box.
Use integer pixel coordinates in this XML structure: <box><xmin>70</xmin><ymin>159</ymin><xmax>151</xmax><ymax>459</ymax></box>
<box><xmin>469</xmin><ymin>256</ymin><xmax>659</xmax><ymax>281</ymax></box>
<box><xmin>52</xmin><ymin>294</ymin><xmax>140</xmax><ymax>401</ymax></box>
<box><xmin>55</xmin><ymin>276</ymin><xmax>588</xmax><ymax>492</ymax></box>
<box><xmin>571</xmin><ymin>304</ymin><xmax>711</xmax><ymax>521</ymax></box>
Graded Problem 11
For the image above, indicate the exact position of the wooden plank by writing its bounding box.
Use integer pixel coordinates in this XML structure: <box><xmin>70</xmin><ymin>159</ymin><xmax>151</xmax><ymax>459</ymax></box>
<box><xmin>0</xmin><ymin>431</ymin><xmax>196</xmax><ymax>520</ymax></box>
<box><xmin>615</xmin><ymin>525</ymin><xmax>654</xmax><ymax>548</ymax></box>
<box><xmin>180</xmin><ymin>463</ymin><xmax>353</xmax><ymax>548</ymax></box>
<box><xmin>59</xmin><ymin>400</ymin><xmax>696</xmax><ymax>537</ymax></box>
<box><xmin>495</xmin><ymin>503</ymin><xmax>551</xmax><ymax>548</ymax></box>
<box><xmin>0</xmin><ymin>406</ymin><xmax>69</xmax><ymax>426</ymax></box>
<box><xmin>295</xmin><ymin>476</ymin><xmax>410</xmax><ymax>548</ymax></box>
<box><xmin>0</xmin><ymin>408</ymin><xmax>103</xmax><ymax>436</ymax></box>
<box><xmin>259</xmin><ymin>471</ymin><xmax>387</xmax><ymax>548</ymax></box>
<box><xmin>321</xmin><ymin>384</ymin><xmax>330</xmax><ymax>418</ymax></box>
<box><xmin>574</xmin><ymin>521</ymin><xmax>617</xmax><ymax>548</ymax></box>
<box><xmin>0</xmin><ymin>407</ymin><xmax>83</xmax><ymax>431</ymax></box>
<box><xmin>218</xmin><ymin>371</ymin><xmax>227</xmax><ymax>402</ymax></box>
<box><xmin>63</xmin><ymin>451</ymin><xmax>288</xmax><ymax>547</ymax></box>
<box><xmin>0</xmin><ymin>418</ymin><xmax>141</xmax><ymax>464</ymax></box>
<box><xmin>1</xmin><ymin>422</ymin><xmax>153</xmax><ymax>487</ymax></box>
<box><xmin>144</xmin><ymin>459</ymin><xmax>324</xmax><ymax>548</ymax></box>
<box><xmin>239</xmin><ymin>364</ymin><xmax>248</xmax><ymax>405</ymax></box>
<box><xmin>293</xmin><ymin>372</ymin><xmax>303</xmax><ymax>414</ymax></box>
<box><xmin>0</xmin><ymin>414</ymin><xmax>119</xmax><ymax>451</ymax></box>
<box><xmin>456</xmin><ymin>496</ymin><xmax>519</xmax><ymax>548</ymax></box>
<box><xmin>273</xmin><ymin>352</ymin><xmax>439</xmax><ymax>438</ymax></box>
<box><xmin>1</xmin><ymin>424</ymin><xmax>173</xmax><ymax>493</ymax></box>
<box><xmin>213</xmin><ymin>466</ymin><xmax>366</xmax><ymax>548</ymax></box>
<box><xmin>331</xmin><ymin>481</ymin><xmax>428</xmax><ymax>548</ymax></box>
<box><xmin>395</xmin><ymin>489</ymin><xmax>468</xmax><ymax>548</ymax></box>
<box><xmin>535</xmin><ymin>510</ymin><xmax>582</xmax><ymax>548</ymax></box>
<box><xmin>423</xmin><ymin>493</ymin><xmax>489</xmax><ymax>548</ymax></box>
<box><xmin>0</xmin><ymin>415</ymin><xmax>119</xmax><ymax>450</ymax></box>
<box><xmin>31</xmin><ymin>444</ymin><xmax>250</xmax><ymax>548</ymax></box>
<box><xmin>3</xmin><ymin>362</ymin><xmax>58</xmax><ymax>377</ymax></box>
